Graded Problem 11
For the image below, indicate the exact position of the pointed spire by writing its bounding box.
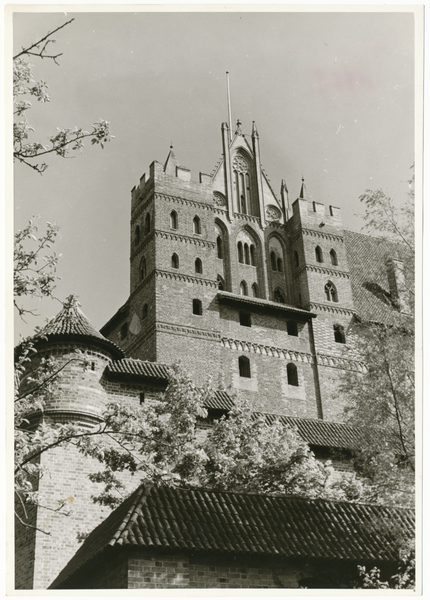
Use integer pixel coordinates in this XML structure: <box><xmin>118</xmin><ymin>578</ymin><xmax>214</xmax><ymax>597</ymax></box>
<box><xmin>251</xmin><ymin>121</ymin><xmax>259</xmax><ymax>138</ymax></box>
<box><xmin>235</xmin><ymin>119</ymin><xmax>242</xmax><ymax>135</ymax></box>
<box><xmin>299</xmin><ymin>177</ymin><xmax>313</xmax><ymax>201</ymax></box>
<box><xmin>280</xmin><ymin>179</ymin><xmax>289</xmax><ymax>222</ymax></box>
<box><xmin>164</xmin><ymin>145</ymin><xmax>180</xmax><ymax>176</ymax></box>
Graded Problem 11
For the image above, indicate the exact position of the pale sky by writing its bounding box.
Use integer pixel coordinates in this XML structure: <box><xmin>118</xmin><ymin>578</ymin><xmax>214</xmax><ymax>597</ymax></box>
<box><xmin>13</xmin><ymin>10</ymin><xmax>416</xmax><ymax>341</ymax></box>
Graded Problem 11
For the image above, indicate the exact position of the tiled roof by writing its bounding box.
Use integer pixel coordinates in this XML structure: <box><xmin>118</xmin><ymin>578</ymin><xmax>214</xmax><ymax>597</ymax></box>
<box><xmin>258</xmin><ymin>413</ymin><xmax>369</xmax><ymax>450</ymax></box>
<box><xmin>35</xmin><ymin>295</ymin><xmax>124</xmax><ymax>359</ymax></box>
<box><xmin>344</xmin><ymin>230</ymin><xmax>413</xmax><ymax>323</ymax></box>
<box><xmin>106</xmin><ymin>359</ymin><xmax>234</xmax><ymax>410</ymax></box>
<box><xmin>217</xmin><ymin>291</ymin><xmax>316</xmax><ymax>318</ymax></box>
<box><xmin>50</xmin><ymin>484</ymin><xmax>414</xmax><ymax>589</ymax></box>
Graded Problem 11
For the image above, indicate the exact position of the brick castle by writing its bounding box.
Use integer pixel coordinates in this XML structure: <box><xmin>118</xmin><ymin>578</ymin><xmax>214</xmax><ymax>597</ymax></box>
<box><xmin>15</xmin><ymin>119</ymin><xmax>411</xmax><ymax>589</ymax></box>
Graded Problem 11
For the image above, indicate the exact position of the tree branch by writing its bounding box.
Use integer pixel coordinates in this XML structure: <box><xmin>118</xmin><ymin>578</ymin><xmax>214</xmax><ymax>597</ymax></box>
<box><xmin>13</xmin><ymin>19</ymin><xmax>75</xmax><ymax>61</ymax></box>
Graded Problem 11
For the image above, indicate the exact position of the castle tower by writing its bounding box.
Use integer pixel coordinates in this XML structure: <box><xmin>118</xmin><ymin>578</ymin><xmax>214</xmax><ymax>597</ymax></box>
<box><xmin>15</xmin><ymin>296</ymin><xmax>125</xmax><ymax>589</ymax></box>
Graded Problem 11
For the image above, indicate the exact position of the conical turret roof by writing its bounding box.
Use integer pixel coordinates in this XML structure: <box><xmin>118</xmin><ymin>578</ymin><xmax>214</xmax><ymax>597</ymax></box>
<box><xmin>35</xmin><ymin>295</ymin><xmax>125</xmax><ymax>359</ymax></box>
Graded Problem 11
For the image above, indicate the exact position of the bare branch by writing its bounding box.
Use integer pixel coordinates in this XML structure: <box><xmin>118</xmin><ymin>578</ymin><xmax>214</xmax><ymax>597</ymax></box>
<box><xmin>13</xmin><ymin>18</ymin><xmax>75</xmax><ymax>61</ymax></box>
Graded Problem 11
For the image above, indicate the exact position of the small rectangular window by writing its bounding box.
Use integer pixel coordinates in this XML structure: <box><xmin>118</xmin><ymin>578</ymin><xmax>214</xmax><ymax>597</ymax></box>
<box><xmin>287</xmin><ymin>321</ymin><xmax>298</xmax><ymax>336</ymax></box>
<box><xmin>139</xmin><ymin>393</ymin><xmax>145</xmax><ymax>405</ymax></box>
<box><xmin>239</xmin><ymin>311</ymin><xmax>251</xmax><ymax>327</ymax></box>
<box><xmin>192</xmin><ymin>299</ymin><xmax>202</xmax><ymax>316</ymax></box>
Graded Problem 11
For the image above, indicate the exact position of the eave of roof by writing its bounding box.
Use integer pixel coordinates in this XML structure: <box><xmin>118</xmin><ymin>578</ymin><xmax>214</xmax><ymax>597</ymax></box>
<box><xmin>217</xmin><ymin>291</ymin><xmax>316</xmax><ymax>319</ymax></box>
<box><xmin>49</xmin><ymin>484</ymin><xmax>415</xmax><ymax>589</ymax></box>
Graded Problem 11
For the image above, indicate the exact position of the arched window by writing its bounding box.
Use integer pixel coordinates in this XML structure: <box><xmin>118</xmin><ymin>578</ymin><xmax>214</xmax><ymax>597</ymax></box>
<box><xmin>193</xmin><ymin>216</ymin><xmax>201</xmax><ymax>235</ymax></box>
<box><xmin>120</xmin><ymin>322</ymin><xmax>128</xmax><ymax>341</ymax></box>
<box><xmin>195</xmin><ymin>258</ymin><xmax>203</xmax><ymax>274</ymax></box>
<box><xmin>239</xmin><ymin>355</ymin><xmax>251</xmax><ymax>378</ymax></box>
<box><xmin>315</xmin><ymin>246</ymin><xmax>323</xmax><ymax>263</ymax></box>
<box><xmin>238</xmin><ymin>242</ymin><xmax>244</xmax><ymax>264</ymax></box>
<box><xmin>135</xmin><ymin>225</ymin><xmax>140</xmax><ymax>246</ymax></box>
<box><xmin>240</xmin><ymin>281</ymin><xmax>248</xmax><ymax>296</ymax></box>
<box><xmin>271</xmin><ymin>251</ymin><xmax>277</xmax><ymax>271</ymax></box>
<box><xmin>287</xmin><ymin>321</ymin><xmax>298</xmax><ymax>336</ymax></box>
<box><xmin>171</xmin><ymin>253</ymin><xmax>179</xmax><ymax>269</ymax></box>
<box><xmin>287</xmin><ymin>363</ymin><xmax>298</xmax><ymax>386</ymax></box>
<box><xmin>192</xmin><ymin>299</ymin><xmax>202</xmax><ymax>315</ymax></box>
<box><xmin>251</xmin><ymin>283</ymin><xmax>258</xmax><ymax>298</ymax></box>
<box><xmin>244</xmin><ymin>243</ymin><xmax>250</xmax><ymax>265</ymax></box>
<box><xmin>334</xmin><ymin>324</ymin><xmax>346</xmax><ymax>344</ymax></box>
<box><xmin>250</xmin><ymin>245</ymin><xmax>256</xmax><ymax>266</ymax></box>
<box><xmin>139</xmin><ymin>257</ymin><xmax>146</xmax><ymax>281</ymax></box>
<box><xmin>294</xmin><ymin>250</ymin><xmax>299</xmax><ymax>268</ymax></box>
<box><xmin>170</xmin><ymin>211</ymin><xmax>178</xmax><ymax>230</ymax></box>
<box><xmin>217</xmin><ymin>276</ymin><xmax>225</xmax><ymax>291</ymax></box>
<box><xmin>142</xmin><ymin>304</ymin><xmax>148</xmax><ymax>320</ymax></box>
<box><xmin>274</xmin><ymin>288</ymin><xmax>285</xmax><ymax>303</ymax></box>
<box><xmin>217</xmin><ymin>236</ymin><xmax>223</xmax><ymax>259</ymax></box>
<box><xmin>277</xmin><ymin>257</ymin><xmax>283</xmax><ymax>272</ymax></box>
<box><xmin>145</xmin><ymin>213</ymin><xmax>151</xmax><ymax>235</ymax></box>
<box><xmin>330</xmin><ymin>249</ymin><xmax>338</xmax><ymax>266</ymax></box>
<box><xmin>324</xmin><ymin>281</ymin><xmax>338</xmax><ymax>302</ymax></box>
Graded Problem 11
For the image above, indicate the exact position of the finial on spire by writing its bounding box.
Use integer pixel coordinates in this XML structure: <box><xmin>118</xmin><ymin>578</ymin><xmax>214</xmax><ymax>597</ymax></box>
<box><xmin>251</xmin><ymin>121</ymin><xmax>259</xmax><ymax>138</ymax></box>
<box><xmin>300</xmin><ymin>177</ymin><xmax>305</xmax><ymax>199</ymax></box>
<box><xmin>236</xmin><ymin>119</ymin><xmax>242</xmax><ymax>134</ymax></box>
<box><xmin>64</xmin><ymin>294</ymin><xmax>81</xmax><ymax>309</ymax></box>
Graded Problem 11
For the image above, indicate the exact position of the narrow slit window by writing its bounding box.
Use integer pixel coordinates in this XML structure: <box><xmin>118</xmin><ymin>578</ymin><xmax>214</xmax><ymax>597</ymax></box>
<box><xmin>250</xmin><ymin>245</ymin><xmax>256</xmax><ymax>266</ymax></box>
<box><xmin>287</xmin><ymin>363</ymin><xmax>298</xmax><ymax>386</ymax></box>
<box><xmin>217</xmin><ymin>236</ymin><xmax>223</xmax><ymax>259</ymax></box>
<box><xmin>139</xmin><ymin>257</ymin><xmax>147</xmax><ymax>281</ymax></box>
<box><xmin>171</xmin><ymin>253</ymin><xmax>179</xmax><ymax>269</ymax></box>
<box><xmin>271</xmin><ymin>251</ymin><xmax>277</xmax><ymax>271</ymax></box>
<box><xmin>193</xmin><ymin>216</ymin><xmax>201</xmax><ymax>234</ymax></box>
<box><xmin>277</xmin><ymin>257</ymin><xmax>283</xmax><ymax>272</ymax></box>
<box><xmin>244</xmin><ymin>243</ymin><xmax>250</xmax><ymax>265</ymax></box>
<box><xmin>294</xmin><ymin>251</ymin><xmax>299</xmax><ymax>267</ymax></box>
<box><xmin>238</xmin><ymin>242</ymin><xmax>244</xmax><ymax>263</ymax></box>
<box><xmin>139</xmin><ymin>393</ymin><xmax>145</xmax><ymax>405</ymax></box>
<box><xmin>192</xmin><ymin>299</ymin><xmax>202</xmax><ymax>315</ymax></box>
<box><xmin>195</xmin><ymin>258</ymin><xmax>203</xmax><ymax>274</ymax></box>
<box><xmin>239</xmin><ymin>356</ymin><xmax>251</xmax><ymax>378</ymax></box>
<box><xmin>135</xmin><ymin>225</ymin><xmax>140</xmax><ymax>246</ymax></box>
<box><xmin>170</xmin><ymin>211</ymin><xmax>178</xmax><ymax>230</ymax></box>
<box><xmin>145</xmin><ymin>213</ymin><xmax>151</xmax><ymax>235</ymax></box>
<box><xmin>142</xmin><ymin>304</ymin><xmax>148</xmax><ymax>320</ymax></box>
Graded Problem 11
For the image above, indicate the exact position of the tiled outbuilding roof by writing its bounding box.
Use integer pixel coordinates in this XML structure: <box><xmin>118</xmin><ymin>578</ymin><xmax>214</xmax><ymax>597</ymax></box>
<box><xmin>50</xmin><ymin>484</ymin><xmax>414</xmax><ymax>589</ymax></box>
<box><xmin>106</xmin><ymin>359</ymin><xmax>234</xmax><ymax>410</ymax></box>
<box><xmin>258</xmin><ymin>413</ymin><xmax>368</xmax><ymax>451</ymax></box>
<box><xmin>344</xmin><ymin>230</ymin><xmax>413</xmax><ymax>323</ymax></box>
<box><xmin>34</xmin><ymin>295</ymin><xmax>124</xmax><ymax>359</ymax></box>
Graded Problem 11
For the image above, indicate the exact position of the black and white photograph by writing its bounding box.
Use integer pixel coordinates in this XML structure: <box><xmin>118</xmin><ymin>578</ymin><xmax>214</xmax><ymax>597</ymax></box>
<box><xmin>10</xmin><ymin>6</ymin><xmax>421</xmax><ymax>593</ymax></box>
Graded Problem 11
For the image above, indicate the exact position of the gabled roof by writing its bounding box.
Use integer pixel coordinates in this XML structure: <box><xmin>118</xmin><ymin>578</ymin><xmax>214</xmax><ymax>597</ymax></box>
<box><xmin>50</xmin><ymin>484</ymin><xmax>414</xmax><ymax>589</ymax></box>
<box><xmin>344</xmin><ymin>230</ymin><xmax>413</xmax><ymax>323</ymax></box>
<box><xmin>34</xmin><ymin>295</ymin><xmax>124</xmax><ymax>359</ymax></box>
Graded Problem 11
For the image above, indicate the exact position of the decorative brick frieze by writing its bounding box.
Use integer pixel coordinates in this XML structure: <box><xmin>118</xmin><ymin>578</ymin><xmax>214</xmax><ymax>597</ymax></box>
<box><xmin>309</xmin><ymin>302</ymin><xmax>356</xmax><ymax>316</ymax></box>
<box><xmin>233</xmin><ymin>212</ymin><xmax>261</xmax><ymax>226</ymax></box>
<box><xmin>316</xmin><ymin>353</ymin><xmax>365</xmax><ymax>372</ymax></box>
<box><xmin>297</xmin><ymin>265</ymin><xmax>350</xmax><ymax>278</ymax></box>
<box><xmin>154</xmin><ymin>230</ymin><xmax>216</xmax><ymax>248</ymax></box>
<box><xmin>131</xmin><ymin>192</ymin><xmax>155</xmax><ymax>220</ymax></box>
<box><xmin>130</xmin><ymin>231</ymin><xmax>155</xmax><ymax>260</ymax></box>
<box><xmin>220</xmin><ymin>337</ymin><xmax>313</xmax><ymax>363</ymax></box>
<box><xmin>155</xmin><ymin>270</ymin><xmax>218</xmax><ymax>288</ymax></box>
<box><xmin>156</xmin><ymin>321</ymin><xmax>221</xmax><ymax>341</ymax></box>
<box><xmin>291</xmin><ymin>228</ymin><xmax>344</xmax><ymax>244</ymax></box>
<box><xmin>129</xmin><ymin>271</ymin><xmax>156</xmax><ymax>300</ymax></box>
<box><xmin>155</xmin><ymin>192</ymin><xmax>214</xmax><ymax>211</ymax></box>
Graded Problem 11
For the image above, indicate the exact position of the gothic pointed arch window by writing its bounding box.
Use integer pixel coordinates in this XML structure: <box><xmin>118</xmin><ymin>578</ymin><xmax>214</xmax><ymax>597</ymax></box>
<box><xmin>324</xmin><ymin>281</ymin><xmax>338</xmax><ymax>302</ymax></box>
<box><xmin>145</xmin><ymin>213</ymin><xmax>151</xmax><ymax>235</ymax></box>
<box><xmin>330</xmin><ymin>249</ymin><xmax>338</xmax><ymax>266</ymax></box>
<box><xmin>139</xmin><ymin>257</ymin><xmax>146</xmax><ymax>281</ymax></box>
<box><xmin>251</xmin><ymin>283</ymin><xmax>258</xmax><ymax>298</ymax></box>
<box><xmin>271</xmin><ymin>251</ymin><xmax>277</xmax><ymax>271</ymax></box>
<box><xmin>287</xmin><ymin>363</ymin><xmax>298</xmax><ymax>386</ymax></box>
<box><xmin>250</xmin><ymin>245</ymin><xmax>256</xmax><ymax>266</ymax></box>
<box><xmin>134</xmin><ymin>225</ymin><xmax>140</xmax><ymax>246</ymax></box>
<box><xmin>193</xmin><ymin>216</ymin><xmax>201</xmax><ymax>235</ymax></box>
<box><xmin>277</xmin><ymin>257</ymin><xmax>283</xmax><ymax>272</ymax></box>
<box><xmin>238</xmin><ymin>242</ymin><xmax>244</xmax><ymax>264</ymax></box>
<box><xmin>239</xmin><ymin>355</ymin><xmax>251</xmax><ymax>378</ymax></box>
<box><xmin>195</xmin><ymin>258</ymin><xmax>203</xmax><ymax>274</ymax></box>
<box><xmin>170</xmin><ymin>210</ymin><xmax>178</xmax><ymax>230</ymax></box>
<box><xmin>171</xmin><ymin>253</ymin><xmax>179</xmax><ymax>269</ymax></box>
<box><xmin>217</xmin><ymin>275</ymin><xmax>225</xmax><ymax>291</ymax></box>
<box><xmin>232</xmin><ymin>154</ymin><xmax>252</xmax><ymax>215</ymax></box>
<box><xmin>240</xmin><ymin>281</ymin><xmax>248</xmax><ymax>296</ymax></box>
<box><xmin>274</xmin><ymin>288</ymin><xmax>285</xmax><ymax>304</ymax></box>
<box><xmin>217</xmin><ymin>236</ymin><xmax>223</xmax><ymax>259</ymax></box>
<box><xmin>315</xmin><ymin>246</ymin><xmax>323</xmax><ymax>263</ymax></box>
<box><xmin>244</xmin><ymin>243</ymin><xmax>250</xmax><ymax>265</ymax></box>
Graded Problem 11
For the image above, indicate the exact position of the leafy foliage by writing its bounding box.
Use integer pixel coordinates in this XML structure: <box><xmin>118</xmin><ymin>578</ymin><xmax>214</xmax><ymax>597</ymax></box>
<box><xmin>13</xmin><ymin>18</ymin><xmax>113</xmax><ymax>174</ymax></box>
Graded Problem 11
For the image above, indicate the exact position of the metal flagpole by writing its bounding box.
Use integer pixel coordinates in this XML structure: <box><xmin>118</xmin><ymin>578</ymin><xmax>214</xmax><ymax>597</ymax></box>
<box><xmin>226</xmin><ymin>71</ymin><xmax>232</xmax><ymax>142</ymax></box>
